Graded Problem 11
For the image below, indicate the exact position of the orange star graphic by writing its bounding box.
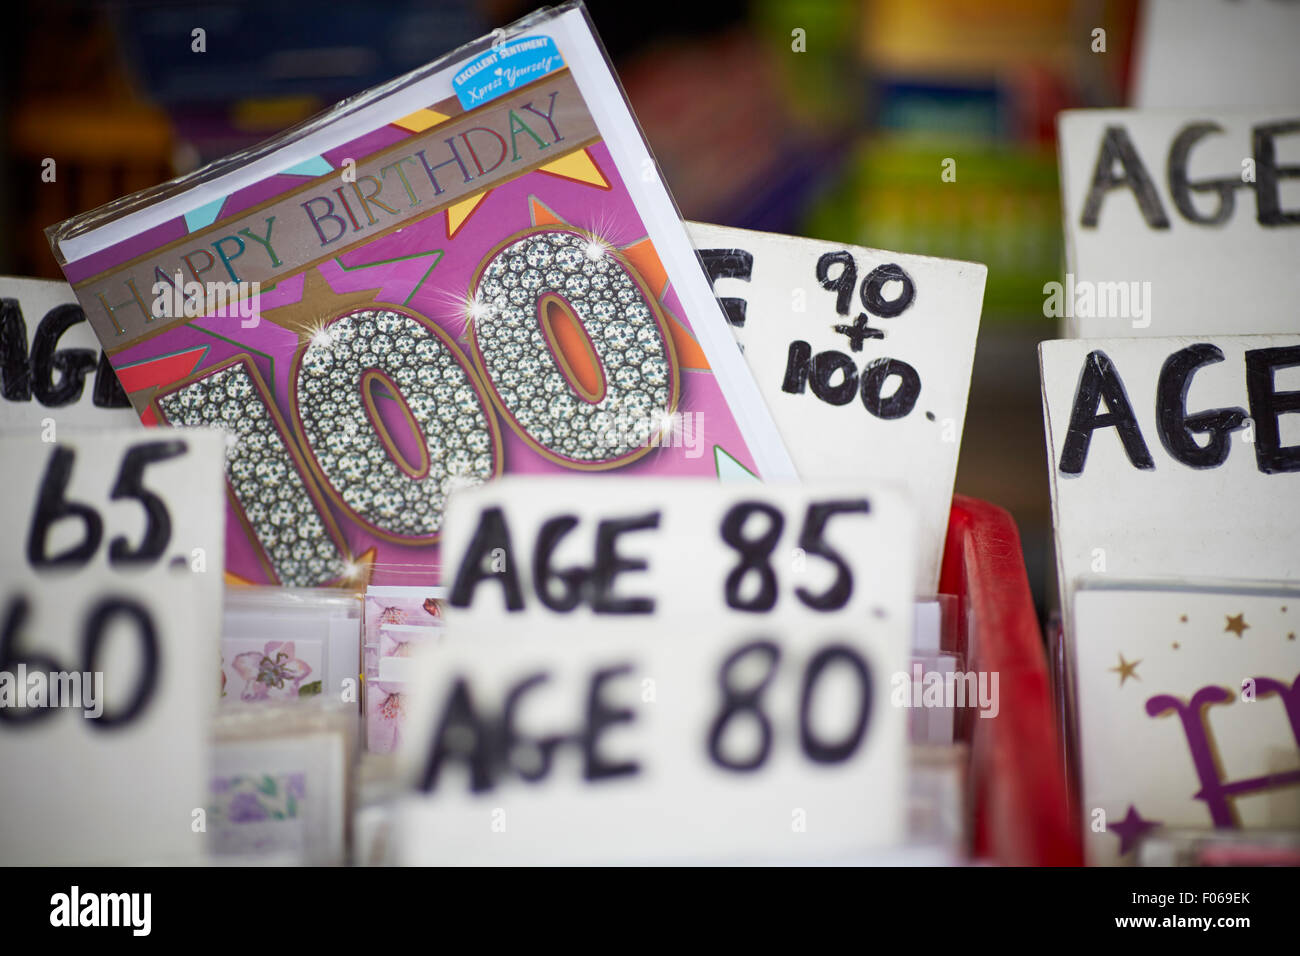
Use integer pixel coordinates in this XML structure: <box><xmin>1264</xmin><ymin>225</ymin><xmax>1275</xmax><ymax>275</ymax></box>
<box><xmin>259</xmin><ymin>268</ymin><xmax>384</xmax><ymax>340</ymax></box>
<box><xmin>1110</xmin><ymin>653</ymin><xmax>1141</xmax><ymax>686</ymax></box>
<box><xmin>1224</xmin><ymin>613</ymin><xmax>1249</xmax><ymax>638</ymax></box>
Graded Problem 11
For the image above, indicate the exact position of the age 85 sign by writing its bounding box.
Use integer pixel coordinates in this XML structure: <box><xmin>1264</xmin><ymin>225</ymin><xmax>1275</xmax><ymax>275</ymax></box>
<box><xmin>439</xmin><ymin>477</ymin><xmax>917</xmax><ymax>628</ymax></box>
<box><xmin>0</xmin><ymin>428</ymin><xmax>225</xmax><ymax>865</ymax></box>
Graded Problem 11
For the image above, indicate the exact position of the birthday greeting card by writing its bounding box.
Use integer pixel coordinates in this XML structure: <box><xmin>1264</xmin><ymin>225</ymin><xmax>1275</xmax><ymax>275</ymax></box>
<box><xmin>46</xmin><ymin>5</ymin><xmax>793</xmax><ymax>588</ymax></box>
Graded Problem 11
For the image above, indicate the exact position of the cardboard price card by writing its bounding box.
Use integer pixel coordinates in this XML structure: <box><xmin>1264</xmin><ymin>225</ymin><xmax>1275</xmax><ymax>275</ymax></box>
<box><xmin>392</xmin><ymin>478</ymin><xmax>915</xmax><ymax>858</ymax></box>
<box><xmin>689</xmin><ymin>223</ymin><xmax>986</xmax><ymax>595</ymax></box>
<box><xmin>1133</xmin><ymin>0</ymin><xmax>1300</xmax><ymax>110</ymax></box>
<box><xmin>393</xmin><ymin>477</ymin><xmax>915</xmax><ymax>862</ymax></box>
<box><xmin>1039</xmin><ymin>334</ymin><xmax>1300</xmax><ymax>610</ymax></box>
<box><xmin>0</xmin><ymin>428</ymin><xmax>226</xmax><ymax>865</ymax></box>
<box><xmin>1074</xmin><ymin>585</ymin><xmax>1300</xmax><ymax>866</ymax></box>
<box><xmin>0</xmin><ymin>276</ymin><xmax>136</xmax><ymax>432</ymax></box>
<box><xmin>393</xmin><ymin>619</ymin><xmax>908</xmax><ymax>865</ymax></box>
<box><xmin>439</xmin><ymin>477</ymin><xmax>917</xmax><ymax>630</ymax></box>
<box><xmin>46</xmin><ymin>3</ymin><xmax>795</xmax><ymax>591</ymax></box>
<box><xmin>1057</xmin><ymin>108</ymin><xmax>1300</xmax><ymax>338</ymax></box>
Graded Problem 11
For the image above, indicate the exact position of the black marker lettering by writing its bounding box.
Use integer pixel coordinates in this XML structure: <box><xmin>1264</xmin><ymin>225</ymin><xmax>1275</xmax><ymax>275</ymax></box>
<box><xmin>581</xmin><ymin>664</ymin><xmax>640</xmax><ymax>782</ymax></box>
<box><xmin>809</xmin><ymin>350</ymin><xmax>858</xmax><ymax>406</ymax></box>
<box><xmin>860</xmin><ymin>357</ymin><xmax>921</xmax><ymax>420</ymax></box>
<box><xmin>816</xmin><ymin>251</ymin><xmax>857</xmax><ymax>316</ymax></box>
<box><xmin>1253</xmin><ymin>120</ymin><xmax>1300</xmax><ymax>226</ymax></box>
<box><xmin>1156</xmin><ymin>344</ymin><xmax>1245</xmax><ymax>469</ymax></box>
<box><xmin>1245</xmin><ymin>344</ymin><xmax>1300</xmax><ymax>474</ymax></box>
<box><xmin>1060</xmin><ymin>350</ymin><xmax>1154</xmax><ymax>474</ymax></box>
<box><xmin>533</xmin><ymin>515</ymin><xmax>585</xmax><ymax>612</ymax></box>
<box><xmin>698</xmin><ymin>248</ymin><xmax>754</xmax><ymax>327</ymax></box>
<box><xmin>782</xmin><ymin>340</ymin><xmax>812</xmax><ymax>394</ymax></box>
<box><xmin>1168</xmin><ymin>123</ymin><xmax>1247</xmax><ymax>226</ymax></box>
<box><xmin>860</xmin><ymin>263</ymin><xmax>915</xmax><ymax>317</ymax></box>
<box><xmin>590</xmin><ymin>513</ymin><xmax>659</xmax><ymax>614</ymax></box>
<box><xmin>26</xmin><ymin>446</ymin><xmax>104</xmax><ymax>568</ymax></box>
<box><xmin>0</xmin><ymin>298</ymin><xmax>32</xmax><ymax>402</ymax></box>
<box><xmin>420</xmin><ymin>678</ymin><xmax>495</xmax><ymax>794</ymax></box>
<box><xmin>30</xmin><ymin>305</ymin><xmax>96</xmax><ymax>408</ymax></box>
<box><xmin>1080</xmin><ymin>125</ymin><xmax>1170</xmax><ymax>229</ymax></box>
<box><xmin>448</xmin><ymin>506</ymin><xmax>524</xmax><ymax>611</ymax></box>
<box><xmin>799</xmin><ymin>645</ymin><xmax>872</xmax><ymax>763</ymax></box>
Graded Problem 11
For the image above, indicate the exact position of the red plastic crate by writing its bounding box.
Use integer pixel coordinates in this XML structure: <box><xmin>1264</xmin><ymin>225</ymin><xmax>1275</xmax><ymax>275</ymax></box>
<box><xmin>939</xmin><ymin>495</ymin><xmax>1082</xmax><ymax>866</ymax></box>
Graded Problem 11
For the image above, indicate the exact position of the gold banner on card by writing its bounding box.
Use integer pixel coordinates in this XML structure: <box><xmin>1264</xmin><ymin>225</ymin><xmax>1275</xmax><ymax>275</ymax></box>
<box><xmin>73</xmin><ymin>69</ymin><xmax>598</xmax><ymax>351</ymax></box>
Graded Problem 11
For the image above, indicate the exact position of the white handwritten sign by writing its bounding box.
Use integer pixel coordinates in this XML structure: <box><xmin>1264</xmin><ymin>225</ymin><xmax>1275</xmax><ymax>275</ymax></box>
<box><xmin>439</xmin><ymin>477</ymin><xmax>917</xmax><ymax>630</ymax></box>
<box><xmin>1057</xmin><ymin>109</ymin><xmax>1300</xmax><ymax>338</ymax></box>
<box><xmin>392</xmin><ymin>477</ymin><xmax>915</xmax><ymax>863</ymax></box>
<box><xmin>1133</xmin><ymin>0</ymin><xmax>1300</xmax><ymax>110</ymax></box>
<box><xmin>1040</xmin><ymin>334</ymin><xmax>1300</xmax><ymax>610</ymax></box>
<box><xmin>395</xmin><ymin>616</ymin><xmax>907</xmax><ymax>864</ymax></box>
<box><xmin>689</xmin><ymin>224</ymin><xmax>985</xmax><ymax>595</ymax></box>
<box><xmin>0</xmin><ymin>277</ymin><xmax>137</xmax><ymax>432</ymax></box>
<box><xmin>0</xmin><ymin>428</ymin><xmax>226</xmax><ymax>864</ymax></box>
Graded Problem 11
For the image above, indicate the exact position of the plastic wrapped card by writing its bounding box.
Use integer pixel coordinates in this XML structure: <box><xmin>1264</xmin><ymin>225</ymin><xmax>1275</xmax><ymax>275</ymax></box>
<box><xmin>210</xmin><ymin>703</ymin><xmax>355</xmax><ymax>866</ymax></box>
<box><xmin>363</xmin><ymin>585</ymin><xmax>446</xmax><ymax>752</ymax></box>
<box><xmin>45</xmin><ymin>1</ymin><xmax>795</xmax><ymax>590</ymax></box>
<box><xmin>221</xmin><ymin>588</ymin><xmax>361</xmax><ymax>707</ymax></box>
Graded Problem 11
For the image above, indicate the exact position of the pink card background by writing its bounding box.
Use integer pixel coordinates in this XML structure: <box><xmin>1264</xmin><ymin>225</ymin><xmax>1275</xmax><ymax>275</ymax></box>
<box><xmin>72</xmin><ymin>133</ymin><xmax>760</xmax><ymax>588</ymax></box>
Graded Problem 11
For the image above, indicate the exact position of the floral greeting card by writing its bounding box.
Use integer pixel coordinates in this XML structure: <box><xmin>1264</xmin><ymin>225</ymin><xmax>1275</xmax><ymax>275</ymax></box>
<box><xmin>363</xmin><ymin>586</ymin><xmax>445</xmax><ymax>752</ymax></box>
<box><xmin>211</xmin><ymin>713</ymin><xmax>350</xmax><ymax>865</ymax></box>
<box><xmin>221</xmin><ymin>638</ymin><xmax>323</xmax><ymax>703</ymax></box>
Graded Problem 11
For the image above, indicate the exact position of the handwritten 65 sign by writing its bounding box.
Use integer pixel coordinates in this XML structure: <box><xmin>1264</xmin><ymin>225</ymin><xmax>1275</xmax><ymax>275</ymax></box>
<box><xmin>440</xmin><ymin>477</ymin><xmax>918</xmax><ymax>629</ymax></box>
<box><xmin>0</xmin><ymin>428</ymin><xmax>225</xmax><ymax>865</ymax></box>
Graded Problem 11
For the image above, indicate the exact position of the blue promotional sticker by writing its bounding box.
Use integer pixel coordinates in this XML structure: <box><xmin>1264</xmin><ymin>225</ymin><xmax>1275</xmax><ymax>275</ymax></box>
<box><xmin>452</xmin><ymin>35</ymin><xmax>565</xmax><ymax>110</ymax></box>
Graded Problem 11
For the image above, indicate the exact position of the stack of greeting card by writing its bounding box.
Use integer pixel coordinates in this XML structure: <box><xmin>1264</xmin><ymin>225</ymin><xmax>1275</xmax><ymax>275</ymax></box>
<box><xmin>1044</xmin><ymin>104</ymin><xmax>1300</xmax><ymax>864</ymax></box>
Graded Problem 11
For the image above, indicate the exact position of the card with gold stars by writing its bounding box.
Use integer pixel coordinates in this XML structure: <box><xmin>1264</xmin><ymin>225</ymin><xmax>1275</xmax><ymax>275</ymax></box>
<box><xmin>1073</xmin><ymin>584</ymin><xmax>1300</xmax><ymax>865</ymax></box>
<box><xmin>44</xmin><ymin>3</ymin><xmax>796</xmax><ymax>590</ymax></box>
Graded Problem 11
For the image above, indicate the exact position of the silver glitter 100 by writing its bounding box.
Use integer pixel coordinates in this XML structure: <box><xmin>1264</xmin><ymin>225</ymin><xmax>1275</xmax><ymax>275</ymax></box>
<box><xmin>472</xmin><ymin>230</ymin><xmax>674</xmax><ymax>464</ymax></box>
<box><xmin>157</xmin><ymin>361</ymin><xmax>348</xmax><ymax>586</ymax></box>
<box><xmin>295</xmin><ymin>308</ymin><xmax>497</xmax><ymax>539</ymax></box>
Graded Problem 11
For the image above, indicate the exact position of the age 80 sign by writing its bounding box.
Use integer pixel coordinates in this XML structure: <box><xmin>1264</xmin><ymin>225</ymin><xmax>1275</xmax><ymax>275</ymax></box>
<box><xmin>396</xmin><ymin>620</ymin><xmax>909</xmax><ymax>865</ymax></box>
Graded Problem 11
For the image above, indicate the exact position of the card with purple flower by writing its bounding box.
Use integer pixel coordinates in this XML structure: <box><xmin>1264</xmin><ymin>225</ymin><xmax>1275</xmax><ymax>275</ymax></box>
<box><xmin>364</xmin><ymin>585</ymin><xmax>446</xmax><ymax>753</ymax></box>
<box><xmin>221</xmin><ymin>638</ymin><xmax>324</xmax><ymax>703</ymax></box>
<box><xmin>211</xmin><ymin>708</ymin><xmax>351</xmax><ymax>865</ymax></box>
